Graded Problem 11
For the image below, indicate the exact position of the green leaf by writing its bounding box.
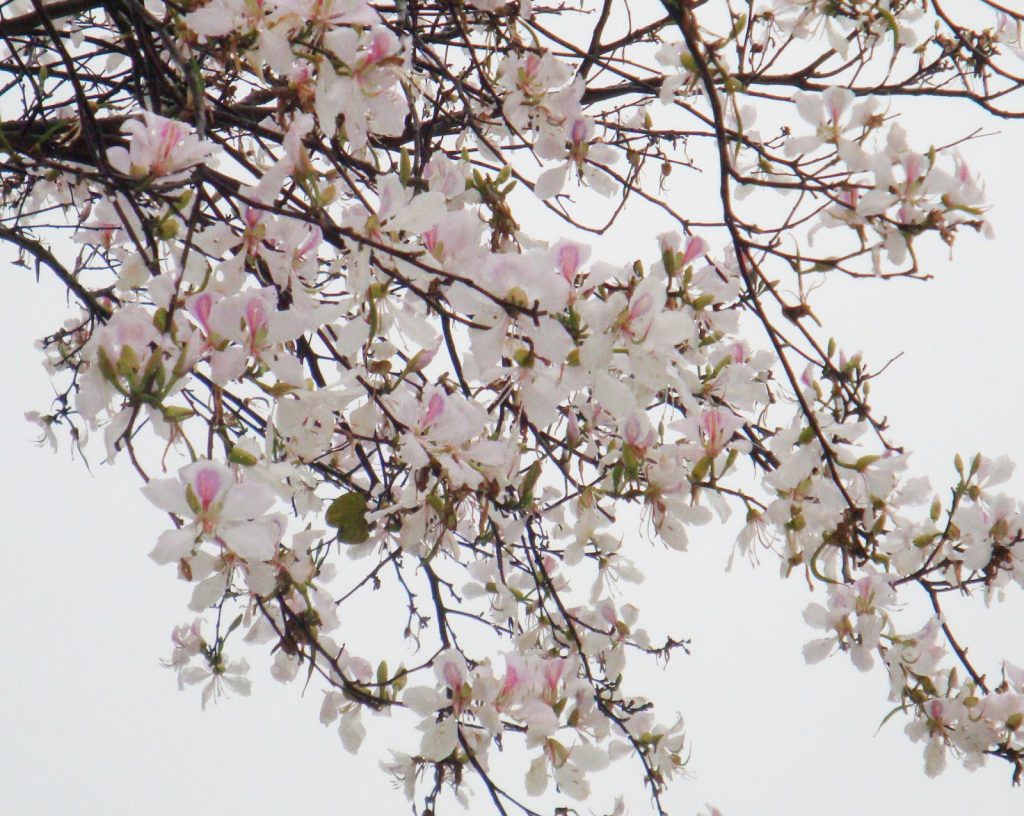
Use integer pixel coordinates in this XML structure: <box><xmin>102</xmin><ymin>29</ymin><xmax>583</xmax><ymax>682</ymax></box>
<box><xmin>326</xmin><ymin>492</ymin><xmax>370</xmax><ymax>544</ymax></box>
<box><xmin>225</xmin><ymin>614</ymin><xmax>244</xmax><ymax>636</ymax></box>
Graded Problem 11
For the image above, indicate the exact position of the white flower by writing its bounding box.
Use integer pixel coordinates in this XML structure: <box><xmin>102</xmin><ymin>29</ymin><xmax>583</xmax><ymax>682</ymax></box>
<box><xmin>107</xmin><ymin>111</ymin><xmax>216</xmax><ymax>183</ymax></box>
<box><xmin>180</xmin><ymin>655</ymin><xmax>252</xmax><ymax>709</ymax></box>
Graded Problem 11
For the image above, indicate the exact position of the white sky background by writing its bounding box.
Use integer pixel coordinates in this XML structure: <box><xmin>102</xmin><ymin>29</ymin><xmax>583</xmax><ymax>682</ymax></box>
<box><xmin>5</xmin><ymin>22</ymin><xmax>1024</xmax><ymax>816</ymax></box>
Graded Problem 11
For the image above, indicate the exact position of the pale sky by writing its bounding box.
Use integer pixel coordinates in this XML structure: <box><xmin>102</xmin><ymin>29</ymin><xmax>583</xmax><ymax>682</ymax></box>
<box><xmin>3</xmin><ymin>76</ymin><xmax>1024</xmax><ymax>816</ymax></box>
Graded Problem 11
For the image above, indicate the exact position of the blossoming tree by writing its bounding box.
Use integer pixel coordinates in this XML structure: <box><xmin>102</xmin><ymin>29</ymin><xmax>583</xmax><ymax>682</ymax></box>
<box><xmin>3</xmin><ymin>0</ymin><xmax>1024</xmax><ymax>811</ymax></box>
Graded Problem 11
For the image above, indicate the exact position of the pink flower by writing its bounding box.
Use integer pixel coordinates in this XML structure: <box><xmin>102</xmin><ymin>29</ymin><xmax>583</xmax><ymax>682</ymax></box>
<box><xmin>208</xmin><ymin>287</ymin><xmax>305</xmax><ymax>361</ymax></box>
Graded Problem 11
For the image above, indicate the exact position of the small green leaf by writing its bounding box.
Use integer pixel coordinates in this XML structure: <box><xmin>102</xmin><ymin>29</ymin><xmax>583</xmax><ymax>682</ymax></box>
<box><xmin>226</xmin><ymin>613</ymin><xmax>244</xmax><ymax>636</ymax></box>
<box><xmin>326</xmin><ymin>492</ymin><xmax>370</xmax><ymax>543</ymax></box>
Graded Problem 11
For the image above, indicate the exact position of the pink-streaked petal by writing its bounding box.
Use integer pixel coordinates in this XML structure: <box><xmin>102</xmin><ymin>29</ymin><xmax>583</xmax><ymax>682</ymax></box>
<box><xmin>181</xmin><ymin>460</ymin><xmax>233</xmax><ymax>506</ymax></box>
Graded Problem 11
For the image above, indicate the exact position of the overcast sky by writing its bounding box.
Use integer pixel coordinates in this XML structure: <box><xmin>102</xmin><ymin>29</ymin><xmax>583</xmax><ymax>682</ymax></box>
<box><xmin>4</xmin><ymin>81</ymin><xmax>1024</xmax><ymax>816</ymax></box>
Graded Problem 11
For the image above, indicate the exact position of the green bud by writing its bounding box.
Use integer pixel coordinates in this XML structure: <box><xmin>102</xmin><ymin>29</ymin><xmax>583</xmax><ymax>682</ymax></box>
<box><xmin>691</xmin><ymin>455</ymin><xmax>711</xmax><ymax>483</ymax></box>
<box><xmin>228</xmin><ymin>445</ymin><xmax>260</xmax><ymax>467</ymax></box>
<box><xmin>520</xmin><ymin>461</ymin><xmax>542</xmax><ymax>501</ymax></box>
<box><xmin>97</xmin><ymin>347</ymin><xmax>118</xmax><ymax>383</ymax></box>
<box><xmin>692</xmin><ymin>293</ymin><xmax>716</xmax><ymax>311</ymax></box>
<box><xmin>797</xmin><ymin>426</ymin><xmax>817</xmax><ymax>445</ymax></box>
<box><xmin>392</xmin><ymin>666</ymin><xmax>408</xmax><ymax>692</ymax></box>
<box><xmin>399</xmin><ymin>148</ymin><xmax>412</xmax><ymax>186</ymax></box>
<box><xmin>161</xmin><ymin>405</ymin><xmax>194</xmax><ymax>423</ymax></box>
<box><xmin>116</xmin><ymin>344</ymin><xmax>140</xmax><ymax>377</ymax></box>
<box><xmin>513</xmin><ymin>347</ymin><xmax>534</xmax><ymax>367</ymax></box>
<box><xmin>156</xmin><ymin>217</ymin><xmax>179</xmax><ymax>240</ymax></box>
<box><xmin>722</xmin><ymin>448</ymin><xmax>739</xmax><ymax>475</ymax></box>
<box><xmin>854</xmin><ymin>454</ymin><xmax>880</xmax><ymax>473</ymax></box>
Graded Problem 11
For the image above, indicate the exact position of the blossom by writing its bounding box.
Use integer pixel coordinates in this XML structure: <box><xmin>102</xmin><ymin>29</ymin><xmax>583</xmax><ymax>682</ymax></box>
<box><xmin>180</xmin><ymin>654</ymin><xmax>253</xmax><ymax>710</ymax></box>
<box><xmin>142</xmin><ymin>459</ymin><xmax>280</xmax><ymax>563</ymax></box>
<box><xmin>314</xmin><ymin>27</ymin><xmax>407</xmax><ymax>151</ymax></box>
<box><xmin>478</xmin><ymin>250</ymin><xmax>572</xmax><ymax>312</ymax></box>
<box><xmin>162</xmin><ymin>620</ymin><xmax>205</xmax><ymax>688</ymax></box>
<box><xmin>785</xmin><ymin>87</ymin><xmax>878</xmax><ymax>166</ymax></box>
<box><xmin>673</xmin><ymin>408</ymin><xmax>749</xmax><ymax>461</ymax></box>
<box><xmin>75</xmin><ymin>305</ymin><xmax>193</xmax><ymax>423</ymax></box>
<box><xmin>72</xmin><ymin>197</ymin><xmax>126</xmax><ymax>249</ymax></box>
<box><xmin>534</xmin><ymin>115</ymin><xmax>617</xmax><ymax>199</ymax></box>
<box><xmin>25</xmin><ymin>411</ymin><xmax>58</xmax><ymax>451</ymax></box>
<box><xmin>275</xmin><ymin>0</ymin><xmax>379</xmax><ymax>29</ymax></box>
<box><xmin>107</xmin><ymin>111</ymin><xmax>216</xmax><ymax>183</ymax></box>
<box><xmin>802</xmin><ymin>573</ymin><xmax>897</xmax><ymax>671</ymax></box>
<box><xmin>996</xmin><ymin>12</ymin><xmax>1024</xmax><ymax>60</ymax></box>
